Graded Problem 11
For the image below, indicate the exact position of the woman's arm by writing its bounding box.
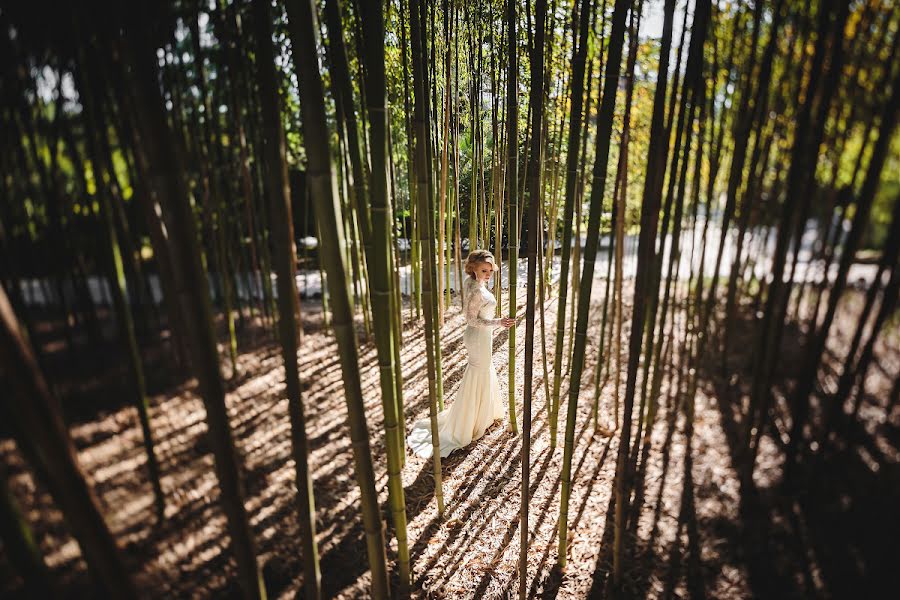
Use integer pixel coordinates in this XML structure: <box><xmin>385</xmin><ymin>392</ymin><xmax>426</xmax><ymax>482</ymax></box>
<box><xmin>465</xmin><ymin>286</ymin><xmax>501</xmax><ymax>328</ymax></box>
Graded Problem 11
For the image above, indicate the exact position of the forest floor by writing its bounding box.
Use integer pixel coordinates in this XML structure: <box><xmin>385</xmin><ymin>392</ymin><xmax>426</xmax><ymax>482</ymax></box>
<box><xmin>1</xmin><ymin>274</ymin><xmax>898</xmax><ymax>599</ymax></box>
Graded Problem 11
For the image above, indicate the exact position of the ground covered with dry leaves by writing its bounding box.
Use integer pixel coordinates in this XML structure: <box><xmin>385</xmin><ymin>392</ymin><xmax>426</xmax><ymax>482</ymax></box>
<box><xmin>1</xmin><ymin>275</ymin><xmax>897</xmax><ymax>599</ymax></box>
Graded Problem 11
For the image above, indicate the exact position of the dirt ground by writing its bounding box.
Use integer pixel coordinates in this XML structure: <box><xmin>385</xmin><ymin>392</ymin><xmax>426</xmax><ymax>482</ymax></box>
<box><xmin>1</xmin><ymin>275</ymin><xmax>897</xmax><ymax>599</ymax></box>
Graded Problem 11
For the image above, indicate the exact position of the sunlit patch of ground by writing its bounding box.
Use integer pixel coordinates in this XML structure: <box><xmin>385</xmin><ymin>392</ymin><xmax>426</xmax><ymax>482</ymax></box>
<box><xmin>1</xmin><ymin>277</ymin><xmax>897</xmax><ymax>599</ymax></box>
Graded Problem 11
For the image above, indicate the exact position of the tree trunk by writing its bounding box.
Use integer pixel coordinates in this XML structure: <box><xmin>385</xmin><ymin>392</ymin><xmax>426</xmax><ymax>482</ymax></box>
<box><xmin>253</xmin><ymin>2</ymin><xmax>322</xmax><ymax>596</ymax></box>
<box><xmin>408</xmin><ymin>0</ymin><xmax>447</xmax><ymax>518</ymax></box>
<box><xmin>744</xmin><ymin>0</ymin><xmax>849</xmax><ymax>484</ymax></box>
<box><xmin>785</xmin><ymin>65</ymin><xmax>900</xmax><ymax>463</ymax></box>
<box><xmin>360</xmin><ymin>0</ymin><xmax>412</xmax><ymax>587</ymax></box>
<box><xmin>286</xmin><ymin>1</ymin><xmax>391</xmax><ymax>597</ymax></box>
<box><xmin>505</xmin><ymin>0</ymin><xmax>520</xmax><ymax>435</ymax></box>
<box><xmin>520</xmin><ymin>0</ymin><xmax>547</xmax><ymax>594</ymax></box>
<box><xmin>0</xmin><ymin>285</ymin><xmax>136</xmax><ymax>598</ymax></box>
<box><xmin>558</xmin><ymin>0</ymin><xmax>631</xmax><ymax>570</ymax></box>
<box><xmin>323</xmin><ymin>0</ymin><xmax>372</xmax><ymax>256</ymax></box>
<box><xmin>613</xmin><ymin>0</ymin><xmax>705</xmax><ymax>586</ymax></box>
<box><xmin>118</xmin><ymin>13</ymin><xmax>266</xmax><ymax>598</ymax></box>
<box><xmin>550</xmin><ymin>0</ymin><xmax>593</xmax><ymax>448</ymax></box>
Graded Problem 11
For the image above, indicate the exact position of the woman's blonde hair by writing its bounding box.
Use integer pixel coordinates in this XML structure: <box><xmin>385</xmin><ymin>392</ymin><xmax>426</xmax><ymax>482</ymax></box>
<box><xmin>464</xmin><ymin>249</ymin><xmax>498</xmax><ymax>279</ymax></box>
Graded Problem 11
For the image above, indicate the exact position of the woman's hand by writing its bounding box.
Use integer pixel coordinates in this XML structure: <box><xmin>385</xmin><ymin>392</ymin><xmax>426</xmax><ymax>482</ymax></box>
<box><xmin>500</xmin><ymin>317</ymin><xmax>516</xmax><ymax>328</ymax></box>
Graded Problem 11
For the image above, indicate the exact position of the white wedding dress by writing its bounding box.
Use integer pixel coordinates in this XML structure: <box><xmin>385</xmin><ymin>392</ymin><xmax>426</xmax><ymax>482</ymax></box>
<box><xmin>408</xmin><ymin>277</ymin><xmax>506</xmax><ymax>458</ymax></box>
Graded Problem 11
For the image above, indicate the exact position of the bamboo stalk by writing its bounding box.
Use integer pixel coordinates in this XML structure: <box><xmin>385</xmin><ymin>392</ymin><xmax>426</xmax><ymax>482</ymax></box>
<box><xmin>286</xmin><ymin>1</ymin><xmax>391</xmax><ymax>596</ymax></box>
<box><xmin>253</xmin><ymin>1</ymin><xmax>322</xmax><ymax>596</ymax></box>
<box><xmin>558</xmin><ymin>0</ymin><xmax>631</xmax><ymax>570</ymax></box>
<box><xmin>0</xmin><ymin>283</ymin><xmax>136</xmax><ymax>599</ymax></box>
<box><xmin>506</xmin><ymin>0</ymin><xmax>520</xmax><ymax>436</ymax></box>
<box><xmin>361</xmin><ymin>0</ymin><xmax>412</xmax><ymax>586</ymax></box>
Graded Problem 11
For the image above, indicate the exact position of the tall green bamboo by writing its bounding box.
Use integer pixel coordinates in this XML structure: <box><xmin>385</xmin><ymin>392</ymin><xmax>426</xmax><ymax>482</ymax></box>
<box><xmin>635</xmin><ymin>51</ymin><xmax>703</xmax><ymax>469</ymax></box>
<box><xmin>323</xmin><ymin>0</ymin><xmax>372</xmax><ymax>253</ymax></box>
<box><xmin>252</xmin><ymin>1</ymin><xmax>321</xmax><ymax>597</ymax></box>
<box><xmin>387</xmin><ymin>113</ymin><xmax>408</xmax><ymax>462</ymax></box>
<box><xmin>399</xmin><ymin>0</ymin><xmax>422</xmax><ymax>318</ymax></box>
<box><xmin>557</xmin><ymin>0</ymin><xmax>630</xmax><ymax>569</ymax></box>
<box><xmin>285</xmin><ymin>1</ymin><xmax>391</xmax><ymax>597</ymax></box>
<box><xmin>424</xmin><ymin>0</ymin><xmax>446</xmax><ymax>415</ymax></box>
<box><xmin>216</xmin><ymin>1</ymin><xmax>270</xmax><ymax>325</ymax></box>
<box><xmin>0</xmin><ymin>284</ymin><xmax>136</xmax><ymax>599</ymax></box>
<box><xmin>549</xmin><ymin>0</ymin><xmax>593</xmax><ymax>447</ymax></box>
<box><xmin>829</xmin><ymin>194</ymin><xmax>900</xmax><ymax>422</ymax></box>
<box><xmin>409</xmin><ymin>0</ymin><xmax>446</xmax><ymax>516</ymax></box>
<box><xmin>95</xmin><ymin>130</ymin><xmax>167</xmax><ymax>518</ymax></box>
<box><xmin>613</xmin><ymin>0</ymin><xmax>708</xmax><ymax>586</ymax></box>
<box><xmin>437</xmin><ymin>0</ymin><xmax>452</xmax><ymax>325</ymax></box>
<box><xmin>786</xmin><ymin>66</ymin><xmax>900</xmax><ymax>463</ymax></box>
<box><xmin>520</xmin><ymin>0</ymin><xmax>546</xmax><ymax>593</ymax></box>
<box><xmin>744</xmin><ymin>0</ymin><xmax>848</xmax><ymax>484</ymax></box>
<box><xmin>611</xmin><ymin>0</ymin><xmax>646</xmax><ymax>435</ymax></box>
<box><xmin>188</xmin><ymin>1</ymin><xmax>239</xmax><ymax>374</ymax></box>
<box><xmin>505</xmin><ymin>0</ymin><xmax>520</xmax><ymax>435</ymax></box>
<box><xmin>74</xmin><ymin>38</ymin><xmax>166</xmax><ymax>520</ymax></box>
<box><xmin>360</xmin><ymin>0</ymin><xmax>411</xmax><ymax>587</ymax></box>
<box><xmin>468</xmin><ymin>7</ymin><xmax>481</xmax><ymax>251</ymax></box>
<box><xmin>454</xmin><ymin>11</ymin><xmax>466</xmax><ymax>303</ymax></box>
<box><xmin>118</xmin><ymin>13</ymin><xmax>266</xmax><ymax>597</ymax></box>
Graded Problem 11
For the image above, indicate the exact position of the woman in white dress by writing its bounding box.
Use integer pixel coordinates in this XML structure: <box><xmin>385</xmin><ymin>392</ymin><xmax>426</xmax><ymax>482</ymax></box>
<box><xmin>409</xmin><ymin>250</ymin><xmax>516</xmax><ymax>459</ymax></box>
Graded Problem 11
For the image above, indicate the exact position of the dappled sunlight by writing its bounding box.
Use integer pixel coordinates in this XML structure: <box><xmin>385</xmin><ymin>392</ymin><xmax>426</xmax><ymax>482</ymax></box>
<box><xmin>1</xmin><ymin>0</ymin><xmax>897</xmax><ymax>597</ymax></box>
<box><xmin>2</xmin><ymin>267</ymin><xmax>898</xmax><ymax>599</ymax></box>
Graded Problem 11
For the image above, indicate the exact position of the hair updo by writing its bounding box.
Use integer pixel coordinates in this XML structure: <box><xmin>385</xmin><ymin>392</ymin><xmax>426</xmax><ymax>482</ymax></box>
<box><xmin>464</xmin><ymin>249</ymin><xmax>498</xmax><ymax>279</ymax></box>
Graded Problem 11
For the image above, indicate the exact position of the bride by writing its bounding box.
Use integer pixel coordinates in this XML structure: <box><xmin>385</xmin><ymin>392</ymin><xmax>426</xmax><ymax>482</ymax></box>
<box><xmin>409</xmin><ymin>249</ymin><xmax>516</xmax><ymax>459</ymax></box>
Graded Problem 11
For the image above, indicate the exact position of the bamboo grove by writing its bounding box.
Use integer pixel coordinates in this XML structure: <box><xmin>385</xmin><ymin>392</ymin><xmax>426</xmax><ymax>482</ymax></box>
<box><xmin>1</xmin><ymin>0</ymin><xmax>898</xmax><ymax>597</ymax></box>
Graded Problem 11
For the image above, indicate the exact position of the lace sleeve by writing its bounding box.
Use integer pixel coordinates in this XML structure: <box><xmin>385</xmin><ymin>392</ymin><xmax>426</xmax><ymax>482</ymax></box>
<box><xmin>465</xmin><ymin>281</ymin><xmax>500</xmax><ymax>328</ymax></box>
